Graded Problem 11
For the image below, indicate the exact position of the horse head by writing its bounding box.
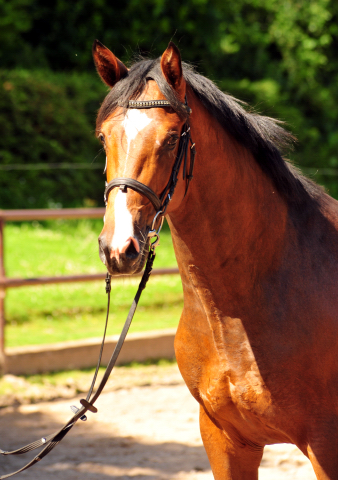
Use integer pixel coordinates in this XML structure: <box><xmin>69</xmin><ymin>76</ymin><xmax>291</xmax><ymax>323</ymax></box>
<box><xmin>93</xmin><ymin>40</ymin><xmax>191</xmax><ymax>275</ymax></box>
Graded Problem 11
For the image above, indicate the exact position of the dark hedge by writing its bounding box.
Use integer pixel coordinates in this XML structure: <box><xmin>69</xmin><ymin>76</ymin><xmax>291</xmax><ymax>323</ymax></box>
<box><xmin>2</xmin><ymin>0</ymin><xmax>338</xmax><ymax>205</ymax></box>
<box><xmin>0</xmin><ymin>70</ymin><xmax>107</xmax><ymax>209</ymax></box>
<box><xmin>2</xmin><ymin>67</ymin><xmax>338</xmax><ymax>210</ymax></box>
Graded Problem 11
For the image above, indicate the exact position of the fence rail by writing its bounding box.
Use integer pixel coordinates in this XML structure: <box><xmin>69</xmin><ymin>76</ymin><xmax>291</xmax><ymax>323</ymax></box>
<box><xmin>0</xmin><ymin>208</ymin><xmax>179</xmax><ymax>369</ymax></box>
<box><xmin>0</xmin><ymin>207</ymin><xmax>105</xmax><ymax>221</ymax></box>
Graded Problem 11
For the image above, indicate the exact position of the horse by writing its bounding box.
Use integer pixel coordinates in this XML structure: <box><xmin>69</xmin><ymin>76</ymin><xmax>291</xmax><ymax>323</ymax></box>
<box><xmin>92</xmin><ymin>39</ymin><xmax>338</xmax><ymax>480</ymax></box>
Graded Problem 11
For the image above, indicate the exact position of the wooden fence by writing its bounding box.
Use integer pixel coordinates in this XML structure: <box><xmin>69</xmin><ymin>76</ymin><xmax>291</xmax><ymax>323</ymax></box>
<box><xmin>0</xmin><ymin>208</ymin><xmax>179</xmax><ymax>369</ymax></box>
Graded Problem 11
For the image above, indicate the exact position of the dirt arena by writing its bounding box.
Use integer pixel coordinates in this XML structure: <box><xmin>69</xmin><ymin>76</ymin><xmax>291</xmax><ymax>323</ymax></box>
<box><xmin>0</xmin><ymin>364</ymin><xmax>316</xmax><ymax>479</ymax></box>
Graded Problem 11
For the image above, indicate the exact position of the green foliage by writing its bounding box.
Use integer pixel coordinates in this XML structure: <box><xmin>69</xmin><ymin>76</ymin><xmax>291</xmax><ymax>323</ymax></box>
<box><xmin>0</xmin><ymin>70</ymin><xmax>107</xmax><ymax>208</ymax></box>
<box><xmin>0</xmin><ymin>0</ymin><xmax>32</xmax><ymax>68</ymax></box>
<box><xmin>1</xmin><ymin>0</ymin><xmax>338</xmax><ymax>205</ymax></box>
<box><xmin>1</xmin><ymin>0</ymin><xmax>335</xmax><ymax>87</ymax></box>
<box><xmin>0</xmin><ymin>0</ymin><xmax>336</xmax><ymax>90</ymax></box>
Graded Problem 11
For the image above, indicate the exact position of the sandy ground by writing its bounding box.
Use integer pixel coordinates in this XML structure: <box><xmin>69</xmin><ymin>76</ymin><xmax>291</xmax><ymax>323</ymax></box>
<box><xmin>0</xmin><ymin>364</ymin><xmax>316</xmax><ymax>480</ymax></box>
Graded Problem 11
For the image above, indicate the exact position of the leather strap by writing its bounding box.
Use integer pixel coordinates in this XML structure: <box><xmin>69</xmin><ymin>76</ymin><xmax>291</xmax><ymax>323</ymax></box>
<box><xmin>128</xmin><ymin>100</ymin><xmax>170</xmax><ymax>109</ymax></box>
<box><xmin>104</xmin><ymin>178</ymin><xmax>162</xmax><ymax>211</ymax></box>
<box><xmin>0</xmin><ymin>251</ymin><xmax>156</xmax><ymax>479</ymax></box>
<box><xmin>159</xmin><ymin>121</ymin><xmax>192</xmax><ymax>212</ymax></box>
<box><xmin>128</xmin><ymin>99</ymin><xmax>191</xmax><ymax>115</ymax></box>
<box><xmin>185</xmin><ymin>141</ymin><xmax>196</xmax><ymax>195</ymax></box>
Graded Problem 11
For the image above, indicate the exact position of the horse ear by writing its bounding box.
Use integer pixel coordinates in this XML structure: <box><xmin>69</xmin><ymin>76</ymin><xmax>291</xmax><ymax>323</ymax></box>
<box><xmin>160</xmin><ymin>42</ymin><xmax>186</xmax><ymax>100</ymax></box>
<box><xmin>92</xmin><ymin>39</ymin><xmax>128</xmax><ymax>88</ymax></box>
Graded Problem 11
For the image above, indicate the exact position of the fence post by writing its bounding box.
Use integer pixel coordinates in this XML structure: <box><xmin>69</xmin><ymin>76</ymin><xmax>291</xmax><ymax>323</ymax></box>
<box><xmin>0</xmin><ymin>218</ymin><xmax>5</xmax><ymax>374</ymax></box>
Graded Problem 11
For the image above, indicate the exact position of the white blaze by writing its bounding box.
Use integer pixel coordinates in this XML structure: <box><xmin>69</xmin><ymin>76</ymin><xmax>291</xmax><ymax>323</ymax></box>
<box><xmin>111</xmin><ymin>190</ymin><xmax>133</xmax><ymax>252</ymax></box>
<box><xmin>122</xmin><ymin>109</ymin><xmax>152</xmax><ymax>172</ymax></box>
<box><xmin>111</xmin><ymin>109</ymin><xmax>152</xmax><ymax>255</ymax></box>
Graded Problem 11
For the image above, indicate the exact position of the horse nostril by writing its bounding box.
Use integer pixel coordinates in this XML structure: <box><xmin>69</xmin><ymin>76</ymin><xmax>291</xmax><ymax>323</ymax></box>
<box><xmin>100</xmin><ymin>235</ymin><xmax>141</xmax><ymax>265</ymax></box>
<box><xmin>119</xmin><ymin>236</ymin><xmax>140</xmax><ymax>259</ymax></box>
<box><xmin>125</xmin><ymin>241</ymin><xmax>138</xmax><ymax>258</ymax></box>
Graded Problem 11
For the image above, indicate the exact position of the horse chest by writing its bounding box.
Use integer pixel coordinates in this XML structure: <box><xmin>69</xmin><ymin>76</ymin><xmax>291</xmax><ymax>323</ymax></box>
<box><xmin>176</xmin><ymin>318</ymin><xmax>272</xmax><ymax>419</ymax></box>
<box><xmin>202</xmin><ymin>359</ymin><xmax>272</xmax><ymax>421</ymax></box>
<box><xmin>176</xmin><ymin>265</ymin><xmax>275</xmax><ymax>431</ymax></box>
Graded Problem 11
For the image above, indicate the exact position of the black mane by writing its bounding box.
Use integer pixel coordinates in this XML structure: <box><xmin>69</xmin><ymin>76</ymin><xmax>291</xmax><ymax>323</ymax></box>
<box><xmin>97</xmin><ymin>58</ymin><xmax>323</xmax><ymax>208</ymax></box>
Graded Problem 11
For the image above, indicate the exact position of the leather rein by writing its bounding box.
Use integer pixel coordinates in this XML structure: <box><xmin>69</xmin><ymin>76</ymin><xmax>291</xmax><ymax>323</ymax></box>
<box><xmin>0</xmin><ymin>96</ymin><xmax>195</xmax><ymax>479</ymax></box>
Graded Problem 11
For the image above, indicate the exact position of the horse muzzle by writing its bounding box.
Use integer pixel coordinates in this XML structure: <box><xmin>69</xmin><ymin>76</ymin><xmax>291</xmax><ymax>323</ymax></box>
<box><xmin>98</xmin><ymin>231</ymin><xmax>149</xmax><ymax>275</ymax></box>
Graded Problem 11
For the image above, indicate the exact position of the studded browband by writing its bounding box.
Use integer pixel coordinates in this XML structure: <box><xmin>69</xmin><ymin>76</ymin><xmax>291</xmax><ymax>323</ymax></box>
<box><xmin>129</xmin><ymin>99</ymin><xmax>170</xmax><ymax>108</ymax></box>
<box><xmin>128</xmin><ymin>99</ymin><xmax>192</xmax><ymax>115</ymax></box>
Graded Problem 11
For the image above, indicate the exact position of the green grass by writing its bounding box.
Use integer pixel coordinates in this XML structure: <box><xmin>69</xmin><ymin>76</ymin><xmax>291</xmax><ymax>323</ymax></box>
<box><xmin>4</xmin><ymin>219</ymin><xmax>183</xmax><ymax>347</ymax></box>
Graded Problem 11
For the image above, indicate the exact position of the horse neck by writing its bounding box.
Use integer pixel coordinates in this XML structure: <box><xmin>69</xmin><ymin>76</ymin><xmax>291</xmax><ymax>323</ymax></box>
<box><xmin>167</xmin><ymin>95</ymin><xmax>289</xmax><ymax>300</ymax></box>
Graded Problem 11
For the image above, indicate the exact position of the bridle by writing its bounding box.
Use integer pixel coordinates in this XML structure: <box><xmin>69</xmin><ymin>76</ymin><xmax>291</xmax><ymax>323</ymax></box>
<box><xmin>104</xmin><ymin>97</ymin><xmax>196</xmax><ymax>248</ymax></box>
<box><xmin>0</xmin><ymin>95</ymin><xmax>196</xmax><ymax>479</ymax></box>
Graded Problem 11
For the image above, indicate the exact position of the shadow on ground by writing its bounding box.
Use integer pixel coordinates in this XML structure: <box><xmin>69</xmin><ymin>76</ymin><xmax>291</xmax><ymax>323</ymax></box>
<box><xmin>0</xmin><ymin>384</ymin><xmax>211</xmax><ymax>480</ymax></box>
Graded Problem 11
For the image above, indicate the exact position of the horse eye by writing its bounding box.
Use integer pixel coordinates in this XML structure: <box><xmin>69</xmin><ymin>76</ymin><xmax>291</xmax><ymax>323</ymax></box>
<box><xmin>168</xmin><ymin>135</ymin><xmax>179</xmax><ymax>147</ymax></box>
<box><xmin>98</xmin><ymin>133</ymin><xmax>105</xmax><ymax>145</ymax></box>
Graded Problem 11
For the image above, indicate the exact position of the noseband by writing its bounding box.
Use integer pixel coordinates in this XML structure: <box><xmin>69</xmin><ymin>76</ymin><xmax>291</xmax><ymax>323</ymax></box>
<box><xmin>104</xmin><ymin>97</ymin><xmax>196</xmax><ymax>246</ymax></box>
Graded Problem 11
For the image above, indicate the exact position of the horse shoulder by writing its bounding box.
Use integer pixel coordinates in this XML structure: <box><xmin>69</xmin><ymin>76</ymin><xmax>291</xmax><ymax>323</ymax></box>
<box><xmin>175</xmin><ymin>265</ymin><xmax>283</xmax><ymax>442</ymax></box>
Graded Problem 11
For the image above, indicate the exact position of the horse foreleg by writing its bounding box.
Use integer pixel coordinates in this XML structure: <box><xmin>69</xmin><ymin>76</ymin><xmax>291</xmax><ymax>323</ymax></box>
<box><xmin>199</xmin><ymin>406</ymin><xmax>263</xmax><ymax>480</ymax></box>
<box><xmin>306</xmin><ymin>424</ymin><xmax>338</xmax><ymax>480</ymax></box>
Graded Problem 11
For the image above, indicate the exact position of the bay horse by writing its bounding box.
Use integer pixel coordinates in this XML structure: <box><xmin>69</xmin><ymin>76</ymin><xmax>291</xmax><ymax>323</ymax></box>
<box><xmin>93</xmin><ymin>40</ymin><xmax>338</xmax><ymax>480</ymax></box>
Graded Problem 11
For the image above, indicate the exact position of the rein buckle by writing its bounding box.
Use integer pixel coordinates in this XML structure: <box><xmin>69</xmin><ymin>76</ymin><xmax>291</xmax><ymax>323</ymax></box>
<box><xmin>148</xmin><ymin>212</ymin><xmax>165</xmax><ymax>250</ymax></box>
<box><xmin>70</xmin><ymin>405</ymin><xmax>87</xmax><ymax>421</ymax></box>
